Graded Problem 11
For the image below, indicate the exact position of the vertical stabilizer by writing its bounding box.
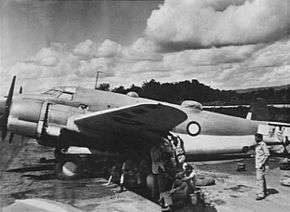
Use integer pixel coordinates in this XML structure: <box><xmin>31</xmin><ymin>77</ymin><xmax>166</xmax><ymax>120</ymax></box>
<box><xmin>249</xmin><ymin>98</ymin><xmax>269</xmax><ymax>121</ymax></box>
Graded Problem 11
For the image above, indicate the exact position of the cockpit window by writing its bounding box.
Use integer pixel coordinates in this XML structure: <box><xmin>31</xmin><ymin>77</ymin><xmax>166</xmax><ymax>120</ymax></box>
<box><xmin>58</xmin><ymin>92</ymin><xmax>73</xmax><ymax>100</ymax></box>
<box><xmin>42</xmin><ymin>88</ymin><xmax>74</xmax><ymax>100</ymax></box>
<box><xmin>43</xmin><ymin>89</ymin><xmax>62</xmax><ymax>97</ymax></box>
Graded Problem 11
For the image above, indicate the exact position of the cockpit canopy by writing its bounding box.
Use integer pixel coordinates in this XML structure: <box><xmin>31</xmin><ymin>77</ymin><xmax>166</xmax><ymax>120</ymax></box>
<box><xmin>126</xmin><ymin>91</ymin><xmax>139</xmax><ymax>98</ymax></box>
<box><xmin>42</xmin><ymin>86</ymin><xmax>77</xmax><ymax>100</ymax></box>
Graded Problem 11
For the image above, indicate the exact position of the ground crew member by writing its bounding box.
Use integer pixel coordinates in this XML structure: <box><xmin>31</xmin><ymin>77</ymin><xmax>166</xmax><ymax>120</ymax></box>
<box><xmin>255</xmin><ymin>133</ymin><xmax>270</xmax><ymax>200</ymax></box>
<box><xmin>119</xmin><ymin>160</ymin><xmax>134</xmax><ymax>192</ymax></box>
<box><xmin>181</xmin><ymin>163</ymin><xmax>196</xmax><ymax>194</ymax></box>
<box><xmin>171</xmin><ymin>135</ymin><xmax>186</xmax><ymax>169</ymax></box>
<box><xmin>105</xmin><ymin>165</ymin><xmax>120</xmax><ymax>186</ymax></box>
<box><xmin>138</xmin><ymin>158</ymin><xmax>151</xmax><ymax>187</ymax></box>
<box><xmin>150</xmin><ymin>144</ymin><xmax>165</xmax><ymax>200</ymax></box>
<box><xmin>169</xmin><ymin>172</ymin><xmax>188</xmax><ymax>206</ymax></box>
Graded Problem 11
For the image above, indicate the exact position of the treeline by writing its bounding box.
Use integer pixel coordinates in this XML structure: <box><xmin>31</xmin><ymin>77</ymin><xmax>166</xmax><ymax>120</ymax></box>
<box><xmin>98</xmin><ymin>79</ymin><xmax>290</xmax><ymax>105</ymax></box>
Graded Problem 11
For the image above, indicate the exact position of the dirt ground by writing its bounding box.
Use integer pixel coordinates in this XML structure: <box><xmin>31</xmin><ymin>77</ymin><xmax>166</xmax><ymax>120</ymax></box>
<box><xmin>0</xmin><ymin>138</ymin><xmax>159</xmax><ymax>211</ymax></box>
<box><xmin>1</xmin><ymin>136</ymin><xmax>289</xmax><ymax>212</ymax></box>
<box><xmin>196</xmin><ymin>158</ymin><xmax>290</xmax><ymax>212</ymax></box>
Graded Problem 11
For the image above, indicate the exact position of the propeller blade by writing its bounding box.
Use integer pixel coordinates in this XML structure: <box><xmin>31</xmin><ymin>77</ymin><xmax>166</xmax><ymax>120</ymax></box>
<box><xmin>6</xmin><ymin>76</ymin><xmax>16</xmax><ymax>109</ymax></box>
<box><xmin>1</xmin><ymin>76</ymin><xmax>16</xmax><ymax>141</ymax></box>
<box><xmin>1</xmin><ymin>112</ymin><xmax>8</xmax><ymax>140</ymax></box>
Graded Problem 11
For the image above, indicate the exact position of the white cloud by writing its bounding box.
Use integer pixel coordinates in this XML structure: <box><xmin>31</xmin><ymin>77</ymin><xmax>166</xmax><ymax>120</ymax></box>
<box><xmin>1</xmin><ymin>37</ymin><xmax>289</xmax><ymax>93</ymax></box>
<box><xmin>33</xmin><ymin>46</ymin><xmax>61</xmax><ymax>67</ymax></box>
<box><xmin>250</xmin><ymin>40</ymin><xmax>290</xmax><ymax>67</ymax></box>
<box><xmin>97</xmin><ymin>39</ymin><xmax>122</xmax><ymax>58</ymax></box>
<box><xmin>146</xmin><ymin>0</ymin><xmax>290</xmax><ymax>51</ymax></box>
<box><xmin>73</xmin><ymin>39</ymin><xmax>97</xmax><ymax>58</ymax></box>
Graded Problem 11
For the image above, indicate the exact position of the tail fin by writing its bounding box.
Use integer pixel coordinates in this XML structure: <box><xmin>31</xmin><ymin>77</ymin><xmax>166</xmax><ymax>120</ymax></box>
<box><xmin>248</xmin><ymin>97</ymin><xmax>270</xmax><ymax>121</ymax></box>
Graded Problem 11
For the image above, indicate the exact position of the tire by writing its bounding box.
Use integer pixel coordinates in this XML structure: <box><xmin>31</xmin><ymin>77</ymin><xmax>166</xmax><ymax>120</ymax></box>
<box><xmin>279</xmin><ymin>162</ymin><xmax>290</xmax><ymax>170</ymax></box>
<box><xmin>241</xmin><ymin>146</ymin><xmax>249</xmax><ymax>153</ymax></box>
<box><xmin>55</xmin><ymin>155</ymin><xmax>81</xmax><ymax>180</ymax></box>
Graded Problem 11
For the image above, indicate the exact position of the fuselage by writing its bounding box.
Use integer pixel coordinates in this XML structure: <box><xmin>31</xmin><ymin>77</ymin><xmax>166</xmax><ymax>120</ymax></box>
<box><xmin>2</xmin><ymin>86</ymin><xmax>270</xmax><ymax>156</ymax></box>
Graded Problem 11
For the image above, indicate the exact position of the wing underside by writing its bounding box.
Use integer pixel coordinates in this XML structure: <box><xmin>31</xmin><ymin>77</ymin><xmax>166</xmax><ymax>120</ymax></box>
<box><xmin>73</xmin><ymin>103</ymin><xmax>187</xmax><ymax>139</ymax></box>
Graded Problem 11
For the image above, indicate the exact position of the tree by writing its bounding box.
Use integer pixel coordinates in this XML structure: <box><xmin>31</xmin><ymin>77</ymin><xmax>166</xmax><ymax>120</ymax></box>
<box><xmin>112</xmin><ymin>86</ymin><xmax>127</xmax><ymax>94</ymax></box>
<box><xmin>97</xmin><ymin>83</ymin><xmax>110</xmax><ymax>91</ymax></box>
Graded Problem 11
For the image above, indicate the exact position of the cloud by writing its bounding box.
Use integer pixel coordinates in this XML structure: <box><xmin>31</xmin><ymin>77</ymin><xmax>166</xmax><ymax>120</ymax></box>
<box><xmin>97</xmin><ymin>39</ymin><xmax>122</xmax><ymax>58</ymax></box>
<box><xmin>2</xmin><ymin>38</ymin><xmax>289</xmax><ymax>92</ymax></box>
<box><xmin>77</xmin><ymin>57</ymin><xmax>116</xmax><ymax>78</ymax></box>
<box><xmin>73</xmin><ymin>39</ymin><xmax>97</xmax><ymax>58</ymax></box>
<box><xmin>158</xmin><ymin>38</ymin><xmax>290</xmax><ymax>89</ymax></box>
<box><xmin>0</xmin><ymin>38</ymin><xmax>166</xmax><ymax>93</ymax></box>
<box><xmin>1</xmin><ymin>36</ymin><xmax>289</xmax><ymax>94</ymax></box>
<box><xmin>32</xmin><ymin>44</ymin><xmax>65</xmax><ymax>67</ymax></box>
<box><xmin>163</xmin><ymin>45</ymin><xmax>260</xmax><ymax>69</ymax></box>
<box><xmin>145</xmin><ymin>0</ymin><xmax>290</xmax><ymax>51</ymax></box>
<box><xmin>250</xmin><ymin>39</ymin><xmax>290</xmax><ymax>67</ymax></box>
<box><xmin>121</xmin><ymin>38</ymin><xmax>162</xmax><ymax>62</ymax></box>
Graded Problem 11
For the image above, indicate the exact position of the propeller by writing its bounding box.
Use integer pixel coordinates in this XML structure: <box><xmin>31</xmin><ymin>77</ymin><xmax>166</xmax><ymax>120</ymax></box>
<box><xmin>0</xmin><ymin>76</ymin><xmax>16</xmax><ymax>141</ymax></box>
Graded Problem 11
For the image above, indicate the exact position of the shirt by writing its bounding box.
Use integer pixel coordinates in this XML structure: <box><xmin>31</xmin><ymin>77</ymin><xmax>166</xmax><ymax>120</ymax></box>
<box><xmin>150</xmin><ymin>146</ymin><xmax>165</xmax><ymax>174</ymax></box>
<box><xmin>172</xmin><ymin>138</ymin><xmax>186</xmax><ymax>163</ymax></box>
<box><xmin>255</xmin><ymin>141</ymin><xmax>270</xmax><ymax>169</ymax></box>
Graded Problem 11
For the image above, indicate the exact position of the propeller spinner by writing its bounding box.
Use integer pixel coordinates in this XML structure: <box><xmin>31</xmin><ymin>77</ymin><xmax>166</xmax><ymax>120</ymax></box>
<box><xmin>0</xmin><ymin>76</ymin><xmax>16</xmax><ymax>141</ymax></box>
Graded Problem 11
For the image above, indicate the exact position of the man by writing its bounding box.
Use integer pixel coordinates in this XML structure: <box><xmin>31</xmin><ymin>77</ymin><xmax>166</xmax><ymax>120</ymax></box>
<box><xmin>170</xmin><ymin>134</ymin><xmax>186</xmax><ymax>170</ymax></box>
<box><xmin>169</xmin><ymin>172</ymin><xmax>188</xmax><ymax>206</ymax></box>
<box><xmin>119</xmin><ymin>159</ymin><xmax>136</xmax><ymax>192</ymax></box>
<box><xmin>181</xmin><ymin>163</ymin><xmax>196</xmax><ymax>194</ymax></box>
<box><xmin>255</xmin><ymin>133</ymin><xmax>270</xmax><ymax>200</ymax></box>
<box><xmin>105</xmin><ymin>165</ymin><xmax>120</xmax><ymax>186</ymax></box>
<box><xmin>150</xmin><ymin>144</ymin><xmax>166</xmax><ymax>200</ymax></box>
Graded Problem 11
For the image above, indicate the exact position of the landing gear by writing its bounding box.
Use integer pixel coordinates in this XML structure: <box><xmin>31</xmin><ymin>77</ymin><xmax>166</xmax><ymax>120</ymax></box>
<box><xmin>55</xmin><ymin>154</ymin><xmax>82</xmax><ymax>180</ymax></box>
<box><xmin>279</xmin><ymin>158</ymin><xmax>290</xmax><ymax>170</ymax></box>
<box><xmin>54</xmin><ymin>148</ymin><xmax>82</xmax><ymax>180</ymax></box>
<box><xmin>53</xmin><ymin>147</ymin><xmax>113</xmax><ymax>180</ymax></box>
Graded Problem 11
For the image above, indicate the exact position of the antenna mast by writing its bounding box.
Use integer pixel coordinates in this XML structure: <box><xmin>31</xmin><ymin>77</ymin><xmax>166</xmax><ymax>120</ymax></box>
<box><xmin>95</xmin><ymin>71</ymin><xmax>103</xmax><ymax>90</ymax></box>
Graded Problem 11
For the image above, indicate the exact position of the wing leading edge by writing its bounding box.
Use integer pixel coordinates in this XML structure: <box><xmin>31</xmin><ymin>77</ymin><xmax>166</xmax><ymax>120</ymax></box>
<box><xmin>73</xmin><ymin>103</ymin><xmax>187</xmax><ymax>137</ymax></box>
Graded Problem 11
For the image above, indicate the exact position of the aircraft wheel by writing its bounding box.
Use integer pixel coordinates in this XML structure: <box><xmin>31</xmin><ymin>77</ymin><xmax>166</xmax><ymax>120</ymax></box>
<box><xmin>279</xmin><ymin>158</ymin><xmax>290</xmax><ymax>170</ymax></box>
<box><xmin>241</xmin><ymin>146</ymin><xmax>249</xmax><ymax>153</ymax></box>
<box><xmin>56</xmin><ymin>156</ymin><xmax>81</xmax><ymax>180</ymax></box>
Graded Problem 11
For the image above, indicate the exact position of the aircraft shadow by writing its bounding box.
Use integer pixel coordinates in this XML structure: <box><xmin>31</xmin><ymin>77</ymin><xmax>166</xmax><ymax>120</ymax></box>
<box><xmin>6</xmin><ymin>164</ymin><xmax>54</xmax><ymax>173</ymax></box>
<box><xmin>267</xmin><ymin>188</ymin><xmax>279</xmax><ymax>195</ymax></box>
<box><xmin>186</xmin><ymin>153</ymin><xmax>251</xmax><ymax>162</ymax></box>
<box><xmin>22</xmin><ymin>173</ymin><xmax>56</xmax><ymax>180</ymax></box>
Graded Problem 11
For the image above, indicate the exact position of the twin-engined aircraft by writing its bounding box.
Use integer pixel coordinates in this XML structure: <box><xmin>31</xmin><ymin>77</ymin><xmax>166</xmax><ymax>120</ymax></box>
<box><xmin>0</xmin><ymin>76</ymin><xmax>289</xmax><ymax>178</ymax></box>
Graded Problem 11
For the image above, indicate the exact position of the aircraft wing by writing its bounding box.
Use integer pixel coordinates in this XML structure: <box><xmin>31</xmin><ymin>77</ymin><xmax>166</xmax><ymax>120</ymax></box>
<box><xmin>73</xmin><ymin>103</ymin><xmax>187</xmax><ymax>137</ymax></box>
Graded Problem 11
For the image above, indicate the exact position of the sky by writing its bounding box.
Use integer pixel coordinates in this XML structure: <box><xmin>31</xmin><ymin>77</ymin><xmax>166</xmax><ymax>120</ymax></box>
<box><xmin>0</xmin><ymin>0</ymin><xmax>289</xmax><ymax>94</ymax></box>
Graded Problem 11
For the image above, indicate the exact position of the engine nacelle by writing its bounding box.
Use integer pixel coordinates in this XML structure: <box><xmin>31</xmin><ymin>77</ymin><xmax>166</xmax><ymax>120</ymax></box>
<box><xmin>7</xmin><ymin>100</ymin><xmax>84</xmax><ymax>144</ymax></box>
<box><xmin>8</xmin><ymin>100</ymin><xmax>43</xmax><ymax>137</ymax></box>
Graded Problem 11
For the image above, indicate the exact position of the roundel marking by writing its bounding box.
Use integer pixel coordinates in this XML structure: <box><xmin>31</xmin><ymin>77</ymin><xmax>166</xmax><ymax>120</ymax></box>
<box><xmin>186</xmin><ymin>121</ymin><xmax>201</xmax><ymax>136</ymax></box>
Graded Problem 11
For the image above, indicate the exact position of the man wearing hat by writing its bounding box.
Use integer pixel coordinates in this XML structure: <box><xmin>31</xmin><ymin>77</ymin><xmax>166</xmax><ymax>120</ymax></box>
<box><xmin>255</xmin><ymin>133</ymin><xmax>270</xmax><ymax>200</ymax></box>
